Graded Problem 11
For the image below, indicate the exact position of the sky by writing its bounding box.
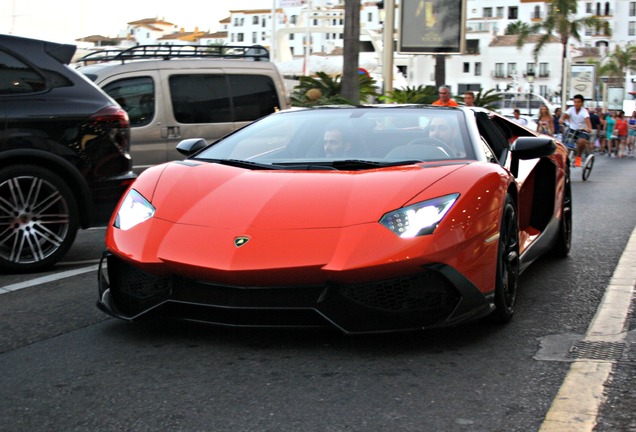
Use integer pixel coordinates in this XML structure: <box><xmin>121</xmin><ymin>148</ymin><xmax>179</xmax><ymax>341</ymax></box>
<box><xmin>2</xmin><ymin>0</ymin><xmax>275</xmax><ymax>44</ymax></box>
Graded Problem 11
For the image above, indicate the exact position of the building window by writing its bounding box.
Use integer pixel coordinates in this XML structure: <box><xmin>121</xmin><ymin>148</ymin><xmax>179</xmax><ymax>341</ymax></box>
<box><xmin>586</xmin><ymin>2</ymin><xmax>593</xmax><ymax>13</ymax></box>
<box><xmin>630</xmin><ymin>2</ymin><xmax>636</xmax><ymax>16</ymax></box>
<box><xmin>483</xmin><ymin>7</ymin><xmax>493</xmax><ymax>17</ymax></box>
<box><xmin>495</xmin><ymin>63</ymin><xmax>504</xmax><ymax>78</ymax></box>
<box><xmin>463</xmin><ymin>62</ymin><xmax>470</xmax><ymax>73</ymax></box>
<box><xmin>237</xmin><ymin>33</ymin><xmax>244</xmax><ymax>42</ymax></box>
<box><xmin>291</xmin><ymin>15</ymin><xmax>298</xmax><ymax>25</ymax></box>
<box><xmin>508</xmin><ymin>6</ymin><xmax>518</xmax><ymax>19</ymax></box>
<box><xmin>252</xmin><ymin>32</ymin><xmax>257</xmax><ymax>43</ymax></box>
<box><xmin>496</xmin><ymin>7</ymin><xmax>504</xmax><ymax>18</ymax></box>
<box><xmin>475</xmin><ymin>63</ymin><xmax>482</xmax><ymax>76</ymax></box>
<box><xmin>539</xmin><ymin>63</ymin><xmax>549</xmax><ymax>77</ymax></box>
<box><xmin>526</xmin><ymin>63</ymin><xmax>535</xmax><ymax>75</ymax></box>
<box><xmin>368</xmin><ymin>12</ymin><xmax>373</xmax><ymax>21</ymax></box>
<box><xmin>253</xmin><ymin>16</ymin><xmax>259</xmax><ymax>25</ymax></box>
<box><xmin>507</xmin><ymin>63</ymin><xmax>517</xmax><ymax>78</ymax></box>
<box><xmin>630</xmin><ymin>21</ymin><xmax>636</xmax><ymax>36</ymax></box>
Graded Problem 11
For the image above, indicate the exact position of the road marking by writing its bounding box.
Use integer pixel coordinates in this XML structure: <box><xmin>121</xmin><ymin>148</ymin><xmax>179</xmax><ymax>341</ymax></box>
<box><xmin>539</xmin><ymin>227</ymin><xmax>636</xmax><ymax>431</ymax></box>
<box><xmin>0</xmin><ymin>265</ymin><xmax>98</xmax><ymax>294</ymax></box>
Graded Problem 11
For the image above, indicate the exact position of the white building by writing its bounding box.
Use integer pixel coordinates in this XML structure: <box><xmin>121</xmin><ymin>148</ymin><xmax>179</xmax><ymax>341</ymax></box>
<box><xmin>94</xmin><ymin>1</ymin><xmax>634</xmax><ymax>102</ymax></box>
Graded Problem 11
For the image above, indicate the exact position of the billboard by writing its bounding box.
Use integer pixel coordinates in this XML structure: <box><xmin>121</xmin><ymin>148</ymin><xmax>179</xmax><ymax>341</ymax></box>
<box><xmin>398</xmin><ymin>0</ymin><xmax>466</xmax><ymax>54</ymax></box>
<box><xmin>569</xmin><ymin>65</ymin><xmax>595</xmax><ymax>100</ymax></box>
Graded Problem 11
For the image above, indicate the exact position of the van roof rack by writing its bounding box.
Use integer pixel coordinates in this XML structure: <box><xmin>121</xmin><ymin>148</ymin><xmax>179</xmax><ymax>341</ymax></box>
<box><xmin>78</xmin><ymin>44</ymin><xmax>270</xmax><ymax>65</ymax></box>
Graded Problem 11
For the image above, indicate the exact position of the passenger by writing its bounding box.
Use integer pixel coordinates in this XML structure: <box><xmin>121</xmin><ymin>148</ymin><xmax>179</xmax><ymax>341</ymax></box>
<box><xmin>428</xmin><ymin>116</ymin><xmax>465</xmax><ymax>157</ymax></box>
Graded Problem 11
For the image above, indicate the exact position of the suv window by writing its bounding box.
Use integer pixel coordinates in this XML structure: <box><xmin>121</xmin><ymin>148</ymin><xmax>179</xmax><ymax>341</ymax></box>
<box><xmin>168</xmin><ymin>74</ymin><xmax>280</xmax><ymax>124</ymax></box>
<box><xmin>0</xmin><ymin>50</ymin><xmax>46</xmax><ymax>94</ymax></box>
<box><xmin>103</xmin><ymin>77</ymin><xmax>155</xmax><ymax>127</ymax></box>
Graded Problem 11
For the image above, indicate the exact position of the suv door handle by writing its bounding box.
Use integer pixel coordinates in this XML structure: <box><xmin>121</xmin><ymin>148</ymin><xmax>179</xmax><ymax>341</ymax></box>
<box><xmin>161</xmin><ymin>126</ymin><xmax>181</xmax><ymax>139</ymax></box>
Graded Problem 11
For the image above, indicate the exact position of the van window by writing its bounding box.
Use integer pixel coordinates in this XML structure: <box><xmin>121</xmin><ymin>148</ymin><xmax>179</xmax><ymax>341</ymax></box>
<box><xmin>169</xmin><ymin>74</ymin><xmax>232</xmax><ymax>123</ymax></box>
<box><xmin>169</xmin><ymin>73</ymin><xmax>280</xmax><ymax>124</ymax></box>
<box><xmin>103</xmin><ymin>76</ymin><xmax>155</xmax><ymax>127</ymax></box>
<box><xmin>229</xmin><ymin>74</ymin><xmax>280</xmax><ymax>121</ymax></box>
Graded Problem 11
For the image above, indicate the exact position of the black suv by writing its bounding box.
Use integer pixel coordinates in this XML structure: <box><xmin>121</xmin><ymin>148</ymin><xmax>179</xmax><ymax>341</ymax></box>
<box><xmin>0</xmin><ymin>35</ymin><xmax>136</xmax><ymax>273</ymax></box>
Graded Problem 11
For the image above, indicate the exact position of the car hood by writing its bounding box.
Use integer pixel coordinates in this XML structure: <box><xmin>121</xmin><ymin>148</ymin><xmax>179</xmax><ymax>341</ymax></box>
<box><xmin>145</xmin><ymin>161</ymin><xmax>466</xmax><ymax>229</ymax></box>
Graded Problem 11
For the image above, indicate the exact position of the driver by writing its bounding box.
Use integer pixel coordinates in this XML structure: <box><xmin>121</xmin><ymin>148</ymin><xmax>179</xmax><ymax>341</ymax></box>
<box><xmin>323</xmin><ymin>121</ymin><xmax>353</xmax><ymax>157</ymax></box>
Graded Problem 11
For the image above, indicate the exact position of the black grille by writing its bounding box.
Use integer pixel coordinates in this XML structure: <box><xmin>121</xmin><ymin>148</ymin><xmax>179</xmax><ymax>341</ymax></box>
<box><xmin>108</xmin><ymin>256</ymin><xmax>172</xmax><ymax>314</ymax></box>
<box><xmin>338</xmin><ymin>271</ymin><xmax>459</xmax><ymax>313</ymax></box>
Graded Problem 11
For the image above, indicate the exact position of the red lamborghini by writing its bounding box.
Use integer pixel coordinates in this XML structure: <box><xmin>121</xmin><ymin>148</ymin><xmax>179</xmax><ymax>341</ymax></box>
<box><xmin>98</xmin><ymin>106</ymin><xmax>571</xmax><ymax>333</ymax></box>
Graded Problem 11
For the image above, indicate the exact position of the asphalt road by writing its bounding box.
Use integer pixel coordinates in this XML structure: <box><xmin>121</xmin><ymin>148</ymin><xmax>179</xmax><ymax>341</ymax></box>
<box><xmin>1</xmin><ymin>154</ymin><xmax>635</xmax><ymax>432</ymax></box>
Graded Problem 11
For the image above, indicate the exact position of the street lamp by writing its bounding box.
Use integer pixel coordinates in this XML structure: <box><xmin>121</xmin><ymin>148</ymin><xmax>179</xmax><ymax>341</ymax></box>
<box><xmin>526</xmin><ymin>71</ymin><xmax>536</xmax><ymax>116</ymax></box>
<box><xmin>377</xmin><ymin>0</ymin><xmax>394</xmax><ymax>97</ymax></box>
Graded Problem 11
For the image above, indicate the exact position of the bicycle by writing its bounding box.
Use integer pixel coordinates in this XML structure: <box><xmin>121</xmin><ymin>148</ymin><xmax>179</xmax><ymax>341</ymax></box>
<box><xmin>563</xmin><ymin>127</ymin><xmax>594</xmax><ymax>181</ymax></box>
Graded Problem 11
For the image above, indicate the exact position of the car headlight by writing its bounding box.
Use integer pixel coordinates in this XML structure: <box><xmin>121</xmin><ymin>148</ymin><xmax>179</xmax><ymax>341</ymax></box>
<box><xmin>380</xmin><ymin>193</ymin><xmax>459</xmax><ymax>238</ymax></box>
<box><xmin>114</xmin><ymin>189</ymin><xmax>155</xmax><ymax>230</ymax></box>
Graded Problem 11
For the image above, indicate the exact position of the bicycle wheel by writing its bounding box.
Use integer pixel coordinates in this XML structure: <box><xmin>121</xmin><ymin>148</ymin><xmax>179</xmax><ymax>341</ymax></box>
<box><xmin>582</xmin><ymin>154</ymin><xmax>594</xmax><ymax>181</ymax></box>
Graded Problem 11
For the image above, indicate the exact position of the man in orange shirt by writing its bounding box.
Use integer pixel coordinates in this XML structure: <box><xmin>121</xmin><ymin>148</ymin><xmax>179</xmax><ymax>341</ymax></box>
<box><xmin>432</xmin><ymin>85</ymin><xmax>459</xmax><ymax>107</ymax></box>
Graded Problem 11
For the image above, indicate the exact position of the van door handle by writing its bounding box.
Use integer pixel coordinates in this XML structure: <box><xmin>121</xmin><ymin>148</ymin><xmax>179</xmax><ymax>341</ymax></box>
<box><xmin>161</xmin><ymin>126</ymin><xmax>181</xmax><ymax>139</ymax></box>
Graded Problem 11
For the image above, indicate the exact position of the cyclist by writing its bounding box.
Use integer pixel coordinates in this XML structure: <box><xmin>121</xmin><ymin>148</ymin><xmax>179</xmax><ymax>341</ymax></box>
<box><xmin>559</xmin><ymin>94</ymin><xmax>592</xmax><ymax>167</ymax></box>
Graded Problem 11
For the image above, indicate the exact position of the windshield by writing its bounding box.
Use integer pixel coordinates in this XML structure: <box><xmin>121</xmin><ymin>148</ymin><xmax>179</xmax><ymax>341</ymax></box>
<box><xmin>193</xmin><ymin>107</ymin><xmax>473</xmax><ymax>169</ymax></box>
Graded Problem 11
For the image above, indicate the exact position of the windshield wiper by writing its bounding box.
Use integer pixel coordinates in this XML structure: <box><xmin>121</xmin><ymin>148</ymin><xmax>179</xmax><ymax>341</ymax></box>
<box><xmin>199</xmin><ymin>158</ymin><xmax>282</xmax><ymax>170</ymax></box>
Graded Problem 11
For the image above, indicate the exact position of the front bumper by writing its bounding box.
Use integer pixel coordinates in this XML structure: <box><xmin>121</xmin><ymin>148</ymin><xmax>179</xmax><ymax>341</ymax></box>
<box><xmin>98</xmin><ymin>252</ymin><xmax>494</xmax><ymax>334</ymax></box>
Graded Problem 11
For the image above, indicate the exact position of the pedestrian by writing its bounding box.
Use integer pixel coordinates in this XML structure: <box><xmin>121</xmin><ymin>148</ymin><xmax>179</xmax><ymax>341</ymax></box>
<box><xmin>614</xmin><ymin>110</ymin><xmax>628</xmax><ymax>157</ymax></box>
<box><xmin>432</xmin><ymin>85</ymin><xmax>459</xmax><ymax>107</ymax></box>
<box><xmin>627</xmin><ymin>111</ymin><xmax>636</xmax><ymax>157</ymax></box>
<box><xmin>536</xmin><ymin>104</ymin><xmax>554</xmax><ymax>135</ymax></box>
<box><xmin>559</xmin><ymin>94</ymin><xmax>592</xmax><ymax>167</ymax></box>
<box><xmin>597</xmin><ymin>108</ymin><xmax>607</xmax><ymax>153</ymax></box>
<box><xmin>463</xmin><ymin>91</ymin><xmax>476</xmax><ymax>107</ymax></box>
<box><xmin>553</xmin><ymin>107</ymin><xmax>562</xmax><ymax>139</ymax></box>
<box><xmin>605</xmin><ymin>111</ymin><xmax>617</xmax><ymax>157</ymax></box>
<box><xmin>588</xmin><ymin>107</ymin><xmax>601</xmax><ymax>152</ymax></box>
<box><xmin>511</xmin><ymin>108</ymin><xmax>527</xmax><ymax>126</ymax></box>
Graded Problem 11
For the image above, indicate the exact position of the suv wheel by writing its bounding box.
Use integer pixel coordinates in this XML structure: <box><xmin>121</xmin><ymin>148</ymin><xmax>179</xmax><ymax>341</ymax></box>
<box><xmin>0</xmin><ymin>165</ymin><xmax>79</xmax><ymax>273</ymax></box>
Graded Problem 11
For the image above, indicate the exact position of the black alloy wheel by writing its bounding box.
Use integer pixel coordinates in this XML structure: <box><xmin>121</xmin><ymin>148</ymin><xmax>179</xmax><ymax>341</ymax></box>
<box><xmin>0</xmin><ymin>165</ymin><xmax>79</xmax><ymax>273</ymax></box>
<box><xmin>491</xmin><ymin>194</ymin><xmax>519</xmax><ymax>323</ymax></box>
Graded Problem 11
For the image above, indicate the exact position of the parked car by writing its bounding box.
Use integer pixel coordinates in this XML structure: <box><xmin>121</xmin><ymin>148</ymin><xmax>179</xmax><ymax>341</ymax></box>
<box><xmin>77</xmin><ymin>45</ymin><xmax>290</xmax><ymax>173</ymax></box>
<box><xmin>97</xmin><ymin>105</ymin><xmax>571</xmax><ymax>334</ymax></box>
<box><xmin>0</xmin><ymin>35</ymin><xmax>136</xmax><ymax>273</ymax></box>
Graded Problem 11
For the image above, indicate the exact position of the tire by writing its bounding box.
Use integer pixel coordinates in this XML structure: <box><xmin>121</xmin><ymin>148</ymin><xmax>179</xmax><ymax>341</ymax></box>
<box><xmin>582</xmin><ymin>154</ymin><xmax>594</xmax><ymax>181</ymax></box>
<box><xmin>491</xmin><ymin>194</ymin><xmax>519</xmax><ymax>323</ymax></box>
<box><xmin>0</xmin><ymin>165</ymin><xmax>79</xmax><ymax>273</ymax></box>
<box><xmin>552</xmin><ymin>165</ymin><xmax>573</xmax><ymax>257</ymax></box>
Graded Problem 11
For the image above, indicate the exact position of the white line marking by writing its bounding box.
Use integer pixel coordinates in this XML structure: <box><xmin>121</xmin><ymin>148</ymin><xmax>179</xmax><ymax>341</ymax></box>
<box><xmin>539</xmin><ymin>227</ymin><xmax>636</xmax><ymax>431</ymax></box>
<box><xmin>0</xmin><ymin>265</ymin><xmax>98</xmax><ymax>294</ymax></box>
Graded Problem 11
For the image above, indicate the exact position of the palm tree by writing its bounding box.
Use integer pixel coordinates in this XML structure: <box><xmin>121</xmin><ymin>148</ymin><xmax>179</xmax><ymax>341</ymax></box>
<box><xmin>291</xmin><ymin>72</ymin><xmax>379</xmax><ymax>106</ymax></box>
<box><xmin>505</xmin><ymin>20</ymin><xmax>533</xmax><ymax>38</ymax></box>
<box><xmin>341</xmin><ymin>0</ymin><xmax>361</xmax><ymax>103</ymax></box>
<box><xmin>381</xmin><ymin>85</ymin><xmax>437</xmax><ymax>104</ymax></box>
<box><xmin>602</xmin><ymin>45</ymin><xmax>636</xmax><ymax>88</ymax></box>
<box><xmin>516</xmin><ymin>0</ymin><xmax>610</xmax><ymax>109</ymax></box>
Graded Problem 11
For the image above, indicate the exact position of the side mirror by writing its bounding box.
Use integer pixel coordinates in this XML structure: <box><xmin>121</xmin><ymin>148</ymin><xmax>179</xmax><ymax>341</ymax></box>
<box><xmin>510</xmin><ymin>136</ymin><xmax>557</xmax><ymax>160</ymax></box>
<box><xmin>176</xmin><ymin>138</ymin><xmax>208</xmax><ymax>156</ymax></box>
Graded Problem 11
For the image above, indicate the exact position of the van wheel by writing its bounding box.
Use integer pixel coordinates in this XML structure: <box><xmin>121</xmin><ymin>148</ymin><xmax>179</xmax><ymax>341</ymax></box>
<box><xmin>0</xmin><ymin>165</ymin><xmax>79</xmax><ymax>273</ymax></box>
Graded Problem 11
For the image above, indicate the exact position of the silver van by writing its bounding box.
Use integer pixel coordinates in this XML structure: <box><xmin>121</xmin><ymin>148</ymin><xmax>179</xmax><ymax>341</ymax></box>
<box><xmin>78</xmin><ymin>45</ymin><xmax>290</xmax><ymax>173</ymax></box>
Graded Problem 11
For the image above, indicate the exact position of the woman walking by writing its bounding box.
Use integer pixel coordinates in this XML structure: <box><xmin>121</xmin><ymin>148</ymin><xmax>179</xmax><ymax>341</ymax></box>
<box><xmin>615</xmin><ymin>111</ymin><xmax>628</xmax><ymax>157</ymax></box>
<box><xmin>537</xmin><ymin>105</ymin><xmax>554</xmax><ymax>135</ymax></box>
